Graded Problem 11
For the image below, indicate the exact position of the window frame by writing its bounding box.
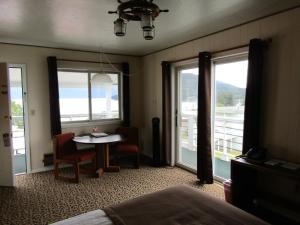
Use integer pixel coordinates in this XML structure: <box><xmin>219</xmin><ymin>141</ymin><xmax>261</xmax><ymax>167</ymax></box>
<box><xmin>174</xmin><ymin>61</ymin><xmax>199</xmax><ymax>173</ymax></box>
<box><xmin>211</xmin><ymin>52</ymin><xmax>249</xmax><ymax>182</ymax></box>
<box><xmin>58</xmin><ymin>69</ymin><xmax>123</xmax><ymax>128</ymax></box>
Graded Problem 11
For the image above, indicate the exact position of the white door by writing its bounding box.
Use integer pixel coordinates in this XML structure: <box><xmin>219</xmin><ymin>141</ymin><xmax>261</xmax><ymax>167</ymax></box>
<box><xmin>0</xmin><ymin>63</ymin><xmax>15</xmax><ymax>186</ymax></box>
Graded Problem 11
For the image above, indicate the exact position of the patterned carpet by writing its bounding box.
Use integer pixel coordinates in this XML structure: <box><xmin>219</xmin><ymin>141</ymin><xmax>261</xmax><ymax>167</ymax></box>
<box><xmin>0</xmin><ymin>166</ymin><xmax>224</xmax><ymax>225</ymax></box>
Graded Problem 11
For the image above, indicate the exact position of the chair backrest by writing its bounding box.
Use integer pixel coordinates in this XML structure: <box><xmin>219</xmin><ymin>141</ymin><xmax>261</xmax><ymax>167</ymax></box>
<box><xmin>116</xmin><ymin>127</ymin><xmax>139</xmax><ymax>145</ymax></box>
<box><xmin>54</xmin><ymin>133</ymin><xmax>77</xmax><ymax>159</ymax></box>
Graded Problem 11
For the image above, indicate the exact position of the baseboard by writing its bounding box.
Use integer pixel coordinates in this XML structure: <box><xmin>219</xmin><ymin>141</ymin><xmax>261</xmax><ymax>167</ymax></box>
<box><xmin>30</xmin><ymin>165</ymin><xmax>55</xmax><ymax>174</ymax></box>
<box><xmin>30</xmin><ymin>165</ymin><xmax>72</xmax><ymax>174</ymax></box>
<box><xmin>30</xmin><ymin>154</ymin><xmax>152</xmax><ymax>174</ymax></box>
<box><xmin>30</xmin><ymin>161</ymin><xmax>93</xmax><ymax>174</ymax></box>
<box><xmin>141</xmin><ymin>151</ymin><xmax>152</xmax><ymax>159</ymax></box>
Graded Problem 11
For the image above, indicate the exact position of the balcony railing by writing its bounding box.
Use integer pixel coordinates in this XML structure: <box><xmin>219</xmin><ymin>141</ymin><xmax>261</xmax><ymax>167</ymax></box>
<box><xmin>180</xmin><ymin>113</ymin><xmax>244</xmax><ymax>161</ymax></box>
<box><xmin>11</xmin><ymin>116</ymin><xmax>25</xmax><ymax>155</ymax></box>
<box><xmin>60</xmin><ymin>112</ymin><xmax>119</xmax><ymax>122</ymax></box>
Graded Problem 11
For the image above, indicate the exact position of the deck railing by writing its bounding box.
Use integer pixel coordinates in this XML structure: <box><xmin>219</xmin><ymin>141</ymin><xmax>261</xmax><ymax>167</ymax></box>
<box><xmin>180</xmin><ymin>113</ymin><xmax>244</xmax><ymax>161</ymax></box>
<box><xmin>60</xmin><ymin>112</ymin><xmax>119</xmax><ymax>122</ymax></box>
<box><xmin>11</xmin><ymin>116</ymin><xmax>25</xmax><ymax>155</ymax></box>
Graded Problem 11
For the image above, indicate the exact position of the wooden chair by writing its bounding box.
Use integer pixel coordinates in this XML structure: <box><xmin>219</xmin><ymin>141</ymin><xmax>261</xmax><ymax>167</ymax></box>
<box><xmin>114</xmin><ymin>127</ymin><xmax>140</xmax><ymax>168</ymax></box>
<box><xmin>54</xmin><ymin>132</ymin><xmax>96</xmax><ymax>183</ymax></box>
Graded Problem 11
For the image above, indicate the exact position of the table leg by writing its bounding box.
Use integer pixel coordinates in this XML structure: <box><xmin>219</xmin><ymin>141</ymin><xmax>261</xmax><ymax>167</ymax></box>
<box><xmin>95</xmin><ymin>144</ymin><xmax>104</xmax><ymax>177</ymax></box>
<box><xmin>103</xmin><ymin>143</ymin><xmax>120</xmax><ymax>172</ymax></box>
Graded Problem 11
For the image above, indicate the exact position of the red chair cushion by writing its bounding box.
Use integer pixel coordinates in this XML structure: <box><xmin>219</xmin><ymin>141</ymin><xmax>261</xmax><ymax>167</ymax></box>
<box><xmin>116</xmin><ymin>143</ymin><xmax>139</xmax><ymax>153</ymax></box>
<box><xmin>62</xmin><ymin>150</ymin><xmax>96</xmax><ymax>162</ymax></box>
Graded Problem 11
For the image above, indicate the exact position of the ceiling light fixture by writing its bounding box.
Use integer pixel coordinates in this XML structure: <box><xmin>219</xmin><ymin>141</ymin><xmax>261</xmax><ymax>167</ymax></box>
<box><xmin>108</xmin><ymin>0</ymin><xmax>169</xmax><ymax>40</ymax></box>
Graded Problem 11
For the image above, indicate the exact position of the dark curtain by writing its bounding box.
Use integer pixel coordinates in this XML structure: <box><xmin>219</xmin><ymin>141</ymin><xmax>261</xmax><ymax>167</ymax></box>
<box><xmin>47</xmin><ymin>56</ymin><xmax>61</xmax><ymax>137</ymax></box>
<box><xmin>122</xmin><ymin>62</ymin><xmax>130</xmax><ymax>127</ymax></box>
<box><xmin>242</xmin><ymin>39</ymin><xmax>265</xmax><ymax>154</ymax></box>
<box><xmin>197</xmin><ymin>52</ymin><xmax>213</xmax><ymax>184</ymax></box>
<box><xmin>162</xmin><ymin>61</ymin><xmax>171</xmax><ymax>165</ymax></box>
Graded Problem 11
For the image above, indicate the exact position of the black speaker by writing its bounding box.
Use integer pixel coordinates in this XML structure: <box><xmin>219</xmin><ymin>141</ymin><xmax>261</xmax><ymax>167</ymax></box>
<box><xmin>152</xmin><ymin>117</ymin><xmax>161</xmax><ymax>166</ymax></box>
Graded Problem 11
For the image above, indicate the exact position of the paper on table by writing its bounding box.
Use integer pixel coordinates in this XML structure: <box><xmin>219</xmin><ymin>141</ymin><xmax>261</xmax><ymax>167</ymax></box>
<box><xmin>280</xmin><ymin>162</ymin><xmax>300</xmax><ymax>170</ymax></box>
<box><xmin>91</xmin><ymin>132</ymin><xmax>108</xmax><ymax>138</ymax></box>
<box><xmin>264</xmin><ymin>159</ymin><xmax>286</xmax><ymax>166</ymax></box>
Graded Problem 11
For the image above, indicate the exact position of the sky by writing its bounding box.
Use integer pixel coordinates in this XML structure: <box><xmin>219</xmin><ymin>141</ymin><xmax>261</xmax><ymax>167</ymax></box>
<box><xmin>182</xmin><ymin>60</ymin><xmax>248</xmax><ymax>88</ymax></box>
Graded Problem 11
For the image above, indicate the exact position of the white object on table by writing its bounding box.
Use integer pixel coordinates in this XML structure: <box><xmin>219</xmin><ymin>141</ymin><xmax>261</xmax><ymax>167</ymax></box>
<box><xmin>91</xmin><ymin>133</ymin><xmax>108</xmax><ymax>138</ymax></box>
<box><xmin>280</xmin><ymin>162</ymin><xmax>300</xmax><ymax>170</ymax></box>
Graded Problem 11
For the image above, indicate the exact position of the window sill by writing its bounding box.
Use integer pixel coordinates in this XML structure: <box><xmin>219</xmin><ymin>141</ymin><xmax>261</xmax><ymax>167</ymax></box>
<box><xmin>61</xmin><ymin>119</ymin><xmax>123</xmax><ymax>129</ymax></box>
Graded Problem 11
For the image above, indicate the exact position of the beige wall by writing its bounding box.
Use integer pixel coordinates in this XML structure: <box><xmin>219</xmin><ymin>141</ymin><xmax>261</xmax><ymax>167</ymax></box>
<box><xmin>141</xmin><ymin>7</ymin><xmax>300</xmax><ymax>163</ymax></box>
<box><xmin>1</xmin><ymin>7</ymin><xmax>300</xmax><ymax>172</ymax></box>
<box><xmin>0</xmin><ymin>43</ymin><xmax>142</xmax><ymax>171</ymax></box>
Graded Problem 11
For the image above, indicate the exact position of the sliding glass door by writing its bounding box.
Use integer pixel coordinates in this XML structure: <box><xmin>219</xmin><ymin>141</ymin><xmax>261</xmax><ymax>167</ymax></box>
<box><xmin>212</xmin><ymin>56</ymin><xmax>248</xmax><ymax>180</ymax></box>
<box><xmin>176</xmin><ymin>66</ymin><xmax>198</xmax><ymax>170</ymax></box>
<box><xmin>175</xmin><ymin>55</ymin><xmax>248</xmax><ymax>179</ymax></box>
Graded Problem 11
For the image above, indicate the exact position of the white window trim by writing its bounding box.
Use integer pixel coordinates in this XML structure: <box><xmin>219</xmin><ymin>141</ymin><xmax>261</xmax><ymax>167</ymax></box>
<box><xmin>58</xmin><ymin>69</ymin><xmax>123</xmax><ymax>128</ymax></box>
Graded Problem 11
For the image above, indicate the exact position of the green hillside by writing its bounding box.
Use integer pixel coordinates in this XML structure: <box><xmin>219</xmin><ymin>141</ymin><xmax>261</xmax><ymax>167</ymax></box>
<box><xmin>181</xmin><ymin>73</ymin><xmax>245</xmax><ymax>106</ymax></box>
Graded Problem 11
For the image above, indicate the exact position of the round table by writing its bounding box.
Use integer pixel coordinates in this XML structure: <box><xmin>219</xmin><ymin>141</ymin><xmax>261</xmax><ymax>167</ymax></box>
<box><xmin>73</xmin><ymin>134</ymin><xmax>123</xmax><ymax>177</ymax></box>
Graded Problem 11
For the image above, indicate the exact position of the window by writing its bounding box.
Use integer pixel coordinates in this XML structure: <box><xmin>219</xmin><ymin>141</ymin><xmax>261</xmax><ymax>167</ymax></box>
<box><xmin>91</xmin><ymin>73</ymin><xmax>120</xmax><ymax>120</ymax></box>
<box><xmin>212</xmin><ymin>55</ymin><xmax>248</xmax><ymax>180</ymax></box>
<box><xmin>58</xmin><ymin>71</ymin><xmax>121</xmax><ymax>123</ymax></box>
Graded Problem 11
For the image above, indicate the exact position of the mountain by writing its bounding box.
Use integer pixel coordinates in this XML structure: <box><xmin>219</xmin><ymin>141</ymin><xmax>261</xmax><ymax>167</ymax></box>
<box><xmin>215</xmin><ymin>81</ymin><xmax>245</xmax><ymax>97</ymax></box>
<box><xmin>181</xmin><ymin>73</ymin><xmax>245</xmax><ymax>105</ymax></box>
<box><xmin>215</xmin><ymin>79</ymin><xmax>245</xmax><ymax>106</ymax></box>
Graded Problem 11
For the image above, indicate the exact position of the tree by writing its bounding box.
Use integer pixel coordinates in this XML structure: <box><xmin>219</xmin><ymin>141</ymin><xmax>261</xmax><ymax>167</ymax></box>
<box><xmin>217</xmin><ymin>92</ymin><xmax>234</xmax><ymax>106</ymax></box>
<box><xmin>11</xmin><ymin>101</ymin><xmax>23</xmax><ymax>116</ymax></box>
<box><xmin>11</xmin><ymin>101</ymin><xmax>24</xmax><ymax>129</ymax></box>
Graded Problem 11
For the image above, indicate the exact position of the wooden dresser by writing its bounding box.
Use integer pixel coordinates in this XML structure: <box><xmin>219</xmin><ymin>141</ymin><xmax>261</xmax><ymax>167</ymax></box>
<box><xmin>231</xmin><ymin>158</ymin><xmax>300</xmax><ymax>225</ymax></box>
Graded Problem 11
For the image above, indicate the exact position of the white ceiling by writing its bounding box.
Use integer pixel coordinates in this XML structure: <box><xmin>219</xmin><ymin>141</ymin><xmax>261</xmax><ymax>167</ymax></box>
<box><xmin>0</xmin><ymin>0</ymin><xmax>299</xmax><ymax>56</ymax></box>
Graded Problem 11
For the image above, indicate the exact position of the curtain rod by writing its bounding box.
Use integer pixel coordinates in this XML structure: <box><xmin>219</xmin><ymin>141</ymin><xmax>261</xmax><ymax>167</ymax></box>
<box><xmin>169</xmin><ymin>44</ymin><xmax>249</xmax><ymax>64</ymax></box>
<box><xmin>57</xmin><ymin>58</ymin><xmax>122</xmax><ymax>65</ymax></box>
<box><xmin>169</xmin><ymin>39</ymin><xmax>272</xmax><ymax>64</ymax></box>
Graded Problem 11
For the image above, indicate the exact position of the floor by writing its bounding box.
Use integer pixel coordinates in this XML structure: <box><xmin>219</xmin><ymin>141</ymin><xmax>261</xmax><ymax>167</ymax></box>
<box><xmin>0</xmin><ymin>165</ymin><xmax>224</xmax><ymax>225</ymax></box>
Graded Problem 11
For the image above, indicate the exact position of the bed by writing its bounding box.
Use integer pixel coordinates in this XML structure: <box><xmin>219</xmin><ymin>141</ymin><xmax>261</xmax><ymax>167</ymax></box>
<box><xmin>50</xmin><ymin>185</ymin><xmax>270</xmax><ymax>225</ymax></box>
